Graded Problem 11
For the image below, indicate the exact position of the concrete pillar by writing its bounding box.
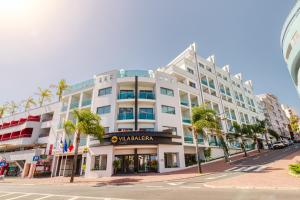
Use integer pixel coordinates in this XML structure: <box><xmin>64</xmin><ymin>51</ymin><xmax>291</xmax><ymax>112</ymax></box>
<box><xmin>21</xmin><ymin>163</ymin><xmax>30</xmax><ymax>178</ymax></box>
<box><xmin>28</xmin><ymin>163</ymin><xmax>36</xmax><ymax>178</ymax></box>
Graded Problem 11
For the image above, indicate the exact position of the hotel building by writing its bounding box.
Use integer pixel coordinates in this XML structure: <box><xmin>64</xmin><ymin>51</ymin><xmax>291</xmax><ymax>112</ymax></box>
<box><xmin>281</xmin><ymin>0</ymin><xmax>300</xmax><ymax>95</ymax></box>
<box><xmin>51</xmin><ymin>44</ymin><xmax>263</xmax><ymax>177</ymax></box>
<box><xmin>1</xmin><ymin>44</ymin><xmax>264</xmax><ymax>178</ymax></box>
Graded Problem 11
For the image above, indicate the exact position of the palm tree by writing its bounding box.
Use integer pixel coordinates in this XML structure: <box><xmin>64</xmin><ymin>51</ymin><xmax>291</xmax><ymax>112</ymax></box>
<box><xmin>0</xmin><ymin>104</ymin><xmax>8</xmax><ymax>122</ymax></box>
<box><xmin>36</xmin><ymin>87</ymin><xmax>52</xmax><ymax>107</ymax></box>
<box><xmin>229</xmin><ymin>122</ymin><xmax>252</xmax><ymax>157</ymax></box>
<box><xmin>51</xmin><ymin>79</ymin><xmax>69</xmax><ymax>102</ymax></box>
<box><xmin>64</xmin><ymin>109</ymin><xmax>105</xmax><ymax>183</ymax></box>
<box><xmin>191</xmin><ymin>104</ymin><xmax>229</xmax><ymax>173</ymax></box>
<box><xmin>23</xmin><ymin>96</ymin><xmax>36</xmax><ymax>112</ymax></box>
<box><xmin>7</xmin><ymin>101</ymin><xmax>19</xmax><ymax>115</ymax></box>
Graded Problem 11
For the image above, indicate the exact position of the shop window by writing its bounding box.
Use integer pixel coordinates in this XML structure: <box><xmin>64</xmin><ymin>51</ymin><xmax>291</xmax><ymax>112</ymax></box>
<box><xmin>164</xmin><ymin>153</ymin><xmax>179</xmax><ymax>168</ymax></box>
<box><xmin>92</xmin><ymin>155</ymin><xmax>107</xmax><ymax>170</ymax></box>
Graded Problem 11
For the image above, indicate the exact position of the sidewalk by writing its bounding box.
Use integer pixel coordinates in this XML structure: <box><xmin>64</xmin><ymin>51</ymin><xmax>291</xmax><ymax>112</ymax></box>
<box><xmin>205</xmin><ymin>149</ymin><xmax>300</xmax><ymax>189</ymax></box>
<box><xmin>0</xmin><ymin>149</ymin><xmax>264</xmax><ymax>186</ymax></box>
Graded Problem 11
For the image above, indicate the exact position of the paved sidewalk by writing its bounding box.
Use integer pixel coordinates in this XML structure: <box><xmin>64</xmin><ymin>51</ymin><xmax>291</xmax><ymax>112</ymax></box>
<box><xmin>0</xmin><ymin>149</ymin><xmax>264</xmax><ymax>185</ymax></box>
<box><xmin>206</xmin><ymin>149</ymin><xmax>300</xmax><ymax>189</ymax></box>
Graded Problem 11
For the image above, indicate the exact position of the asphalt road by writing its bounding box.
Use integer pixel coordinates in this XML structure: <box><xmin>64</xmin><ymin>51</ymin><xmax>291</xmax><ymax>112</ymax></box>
<box><xmin>0</xmin><ymin>144</ymin><xmax>299</xmax><ymax>200</ymax></box>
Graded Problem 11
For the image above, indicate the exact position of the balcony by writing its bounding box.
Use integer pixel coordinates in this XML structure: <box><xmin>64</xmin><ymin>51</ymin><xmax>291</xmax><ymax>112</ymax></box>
<box><xmin>180</xmin><ymin>100</ymin><xmax>189</xmax><ymax>107</ymax></box>
<box><xmin>139</xmin><ymin>92</ymin><xmax>155</xmax><ymax>100</ymax></box>
<box><xmin>139</xmin><ymin>113</ymin><xmax>155</xmax><ymax>120</ymax></box>
<box><xmin>70</xmin><ymin>102</ymin><xmax>79</xmax><ymax>110</ymax></box>
<box><xmin>61</xmin><ymin>105</ymin><xmax>68</xmax><ymax>112</ymax></box>
<box><xmin>182</xmin><ymin>117</ymin><xmax>192</xmax><ymax>124</ymax></box>
<box><xmin>118</xmin><ymin>92</ymin><xmax>134</xmax><ymax>100</ymax></box>
<box><xmin>81</xmin><ymin>99</ymin><xmax>92</xmax><ymax>107</ymax></box>
<box><xmin>201</xmin><ymin>79</ymin><xmax>208</xmax><ymax>86</ymax></box>
<box><xmin>184</xmin><ymin>135</ymin><xmax>194</xmax><ymax>144</ymax></box>
<box><xmin>118</xmin><ymin>113</ymin><xmax>134</xmax><ymax>120</ymax></box>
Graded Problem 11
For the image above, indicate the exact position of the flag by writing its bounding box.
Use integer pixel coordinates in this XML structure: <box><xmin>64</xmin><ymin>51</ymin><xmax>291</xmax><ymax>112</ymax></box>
<box><xmin>68</xmin><ymin>139</ymin><xmax>74</xmax><ymax>152</ymax></box>
<box><xmin>63</xmin><ymin>139</ymin><xmax>68</xmax><ymax>153</ymax></box>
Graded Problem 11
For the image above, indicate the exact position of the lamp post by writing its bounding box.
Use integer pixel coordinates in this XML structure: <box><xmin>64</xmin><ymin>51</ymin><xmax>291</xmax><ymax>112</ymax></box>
<box><xmin>193</xmin><ymin>128</ymin><xmax>202</xmax><ymax>174</ymax></box>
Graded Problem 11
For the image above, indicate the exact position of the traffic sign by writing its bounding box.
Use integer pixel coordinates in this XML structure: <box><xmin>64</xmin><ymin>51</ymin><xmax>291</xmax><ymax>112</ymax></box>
<box><xmin>32</xmin><ymin>156</ymin><xmax>40</xmax><ymax>162</ymax></box>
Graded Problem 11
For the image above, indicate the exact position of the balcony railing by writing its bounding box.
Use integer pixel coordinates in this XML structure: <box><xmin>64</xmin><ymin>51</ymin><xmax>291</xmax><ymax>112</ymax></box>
<box><xmin>180</xmin><ymin>100</ymin><xmax>189</xmax><ymax>106</ymax></box>
<box><xmin>182</xmin><ymin>117</ymin><xmax>192</xmax><ymax>124</ymax></box>
<box><xmin>81</xmin><ymin>99</ymin><xmax>92</xmax><ymax>107</ymax></box>
<box><xmin>139</xmin><ymin>92</ymin><xmax>155</xmax><ymax>100</ymax></box>
<box><xmin>139</xmin><ymin>113</ymin><xmax>155</xmax><ymax>120</ymax></box>
<box><xmin>118</xmin><ymin>113</ymin><xmax>134</xmax><ymax>120</ymax></box>
<box><xmin>118</xmin><ymin>92</ymin><xmax>134</xmax><ymax>99</ymax></box>
<box><xmin>70</xmin><ymin>102</ymin><xmax>79</xmax><ymax>109</ymax></box>
<box><xmin>184</xmin><ymin>135</ymin><xmax>194</xmax><ymax>144</ymax></box>
<box><xmin>61</xmin><ymin>105</ymin><xmax>68</xmax><ymax>112</ymax></box>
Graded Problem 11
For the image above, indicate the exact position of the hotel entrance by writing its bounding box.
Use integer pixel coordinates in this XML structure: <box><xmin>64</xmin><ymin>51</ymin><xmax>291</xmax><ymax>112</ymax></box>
<box><xmin>114</xmin><ymin>154</ymin><xmax>157</xmax><ymax>174</ymax></box>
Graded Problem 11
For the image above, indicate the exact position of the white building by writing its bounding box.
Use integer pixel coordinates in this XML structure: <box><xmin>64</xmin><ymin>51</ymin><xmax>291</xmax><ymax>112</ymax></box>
<box><xmin>257</xmin><ymin>94</ymin><xmax>290</xmax><ymax>138</ymax></box>
<box><xmin>0</xmin><ymin>103</ymin><xmax>59</xmax><ymax>178</ymax></box>
<box><xmin>51</xmin><ymin>44</ymin><xmax>263</xmax><ymax>178</ymax></box>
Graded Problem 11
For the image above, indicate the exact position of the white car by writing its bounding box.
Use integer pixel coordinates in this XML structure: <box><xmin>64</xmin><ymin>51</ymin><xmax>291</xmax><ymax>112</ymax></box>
<box><xmin>272</xmin><ymin>141</ymin><xmax>285</xmax><ymax>149</ymax></box>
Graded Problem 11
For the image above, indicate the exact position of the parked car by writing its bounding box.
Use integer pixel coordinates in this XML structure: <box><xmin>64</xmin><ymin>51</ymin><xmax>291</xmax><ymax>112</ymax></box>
<box><xmin>293</xmin><ymin>138</ymin><xmax>300</xmax><ymax>143</ymax></box>
<box><xmin>288</xmin><ymin>139</ymin><xmax>294</xmax><ymax>146</ymax></box>
<box><xmin>281</xmin><ymin>140</ymin><xmax>289</xmax><ymax>147</ymax></box>
<box><xmin>271</xmin><ymin>141</ymin><xmax>285</xmax><ymax>149</ymax></box>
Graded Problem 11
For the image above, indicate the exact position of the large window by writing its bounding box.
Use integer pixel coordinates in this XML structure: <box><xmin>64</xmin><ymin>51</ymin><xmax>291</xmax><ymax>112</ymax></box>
<box><xmin>92</xmin><ymin>155</ymin><xmax>107</xmax><ymax>170</ymax></box>
<box><xmin>98</xmin><ymin>87</ymin><xmax>112</xmax><ymax>96</ymax></box>
<box><xmin>164</xmin><ymin>153</ymin><xmax>179</xmax><ymax>168</ymax></box>
<box><xmin>96</xmin><ymin>105</ymin><xmax>111</xmax><ymax>115</ymax></box>
<box><xmin>162</xmin><ymin>105</ymin><xmax>175</xmax><ymax>114</ymax></box>
<box><xmin>160</xmin><ymin>87</ymin><xmax>174</xmax><ymax>96</ymax></box>
<box><xmin>162</xmin><ymin>126</ymin><xmax>177</xmax><ymax>135</ymax></box>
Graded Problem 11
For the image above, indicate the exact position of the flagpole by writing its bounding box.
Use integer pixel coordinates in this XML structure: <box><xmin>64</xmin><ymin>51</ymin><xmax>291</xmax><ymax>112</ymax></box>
<box><xmin>63</xmin><ymin>154</ymin><xmax>67</xmax><ymax>177</ymax></box>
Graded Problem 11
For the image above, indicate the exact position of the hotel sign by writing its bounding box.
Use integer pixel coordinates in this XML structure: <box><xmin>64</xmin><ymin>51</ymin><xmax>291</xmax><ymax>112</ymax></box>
<box><xmin>104</xmin><ymin>131</ymin><xmax>181</xmax><ymax>146</ymax></box>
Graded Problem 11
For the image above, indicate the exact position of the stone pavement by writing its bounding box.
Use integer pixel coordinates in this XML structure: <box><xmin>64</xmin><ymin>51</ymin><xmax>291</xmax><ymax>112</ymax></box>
<box><xmin>0</xmin><ymin>149</ymin><xmax>263</xmax><ymax>186</ymax></box>
<box><xmin>205</xmin><ymin>149</ymin><xmax>300</xmax><ymax>189</ymax></box>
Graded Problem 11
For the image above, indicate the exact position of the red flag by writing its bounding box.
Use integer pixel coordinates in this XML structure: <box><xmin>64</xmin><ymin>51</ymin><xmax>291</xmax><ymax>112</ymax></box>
<box><xmin>68</xmin><ymin>144</ymin><xmax>74</xmax><ymax>152</ymax></box>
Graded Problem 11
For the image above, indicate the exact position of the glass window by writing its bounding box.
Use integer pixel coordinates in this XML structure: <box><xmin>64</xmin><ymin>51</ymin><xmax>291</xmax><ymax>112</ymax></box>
<box><xmin>162</xmin><ymin>126</ymin><xmax>177</xmax><ymax>135</ymax></box>
<box><xmin>160</xmin><ymin>87</ymin><xmax>174</xmax><ymax>96</ymax></box>
<box><xmin>189</xmin><ymin>81</ymin><xmax>196</xmax><ymax>88</ymax></box>
<box><xmin>164</xmin><ymin>153</ymin><xmax>179</xmax><ymax>168</ymax></box>
<box><xmin>96</xmin><ymin>105</ymin><xmax>111</xmax><ymax>115</ymax></box>
<box><xmin>98</xmin><ymin>87</ymin><xmax>112</xmax><ymax>96</ymax></box>
<box><xmin>162</xmin><ymin>105</ymin><xmax>175</xmax><ymax>114</ymax></box>
<box><xmin>139</xmin><ymin>128</ymin><xmax>155</xmax><ymax>132</ymax></box>
<box><xmin>92</xmin><ymin>155</ymin><xmax>107</xmax><ymax>170</ymax></box>
<box><xmin>187</xmin><ymin>68</ymin><xmax>194</xmax><ymax>74</ymax></box>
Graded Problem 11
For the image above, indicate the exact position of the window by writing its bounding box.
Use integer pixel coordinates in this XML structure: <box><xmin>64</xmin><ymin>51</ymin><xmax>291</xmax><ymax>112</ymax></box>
<box><xmin>162</xmin><ymin>105</ymin><xmax>175</xmax><ymax>114</ymax></box>
<box><xmin>208</xmin><ymin>79</ymin><xmax>215</xmax><ymax>89</ymax></box>
<box><xmin>98</xmin><ymin>87</ymin><xmax>112</xmax><ymax>96</ymax></box>
<box><xmin>96</xmin><ymin>105</ymin><xmax>111</xmax><ymax>115</ymax></box>
<box><xmin>199</xmin><ymin>63</ymin><xmax>204</xmax><ymax>68</ymax></box>
<box><xmin>189</xmin><ymin>81</ymin><xmax>196</xmax><ymax>88</ymax></box>
<box><xmin>118</xmin><ymin>128</ymin><xmax>133</xmax><ymax>131</ymax></box>
<box><xmin>92</xmin><ymin>155</ymin><xmax>107</xmax><ymax>170</ymax></box>
<box><xmin>104</xmin><ymin>127</ymin><xmax>110</xmax><ymax>133</ymax></box>
<box><xmin>187</xmin><ymin>68</ymin><xmax>194</xmax><ymax>74</ymax></box>
<box><xmin>230</xmin><ymin>109</ymin><xmax>236</xmax><ymax>120</ymax></box>
<box><xmin>160</xmin><ymin>87</ymin><xmax>174</xmax><ymax>96</ymax></box>
<box><xmin>162</xmin><ymin>126</ymin><xmax>177</xmax><ymax>135</ymax></box>
<box><xmin>164</xmin><ymin>153</ymin><xmax>179</xmax><ymax>168</ymax></box>
<box><xmin>140</xmin><ymin>128</ymin><xmax>155</xmax><ymax>132</ymax></box>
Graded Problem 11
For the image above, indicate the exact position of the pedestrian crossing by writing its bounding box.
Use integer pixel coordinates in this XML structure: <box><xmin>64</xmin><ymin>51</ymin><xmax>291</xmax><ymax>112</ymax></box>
<box><xmin>0</xmin><ymin>191</ymin><xmax>132</xmax><ymax>200</ymax></box>
<box><xmin>225</xmin><ymin>165</ymin><xmax>267</xmax><ymax>173</ymax></box>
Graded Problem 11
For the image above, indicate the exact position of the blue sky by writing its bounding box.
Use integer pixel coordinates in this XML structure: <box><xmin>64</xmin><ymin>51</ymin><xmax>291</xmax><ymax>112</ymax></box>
<box><xmin>0</xmin><ymin>0</ymin><xmax>298</xmax><ymax>112</ymax></box>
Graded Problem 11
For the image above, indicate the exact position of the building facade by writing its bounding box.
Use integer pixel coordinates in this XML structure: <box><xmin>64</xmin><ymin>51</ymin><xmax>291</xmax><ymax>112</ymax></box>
<box><xmin>281</xmin><ymin>0</ymin><xmax>300</xmax><ymax>95</ymax></box>
<box><xmin>257</xmin><ymin>94</ymin><xmax>290</xmax><ymax>138</ymax></box>
<box><xmin>51</xmin><ymin>44</ymin><xmax>263</xmax><ymax>178</ymax></box>
<box><xmin>0</xmin><ymin>103</ymin><xmax>59</xmax><ymax>178</ymax></box>
<box><xmin>281</xmin><ymin>104</ymin><xmax>300</xmax><ymax>139</ymax></box>
<box><xmin>1</xmin><ymin>44</ymin><xmax>264</xmax><ymax>178</ymax></box>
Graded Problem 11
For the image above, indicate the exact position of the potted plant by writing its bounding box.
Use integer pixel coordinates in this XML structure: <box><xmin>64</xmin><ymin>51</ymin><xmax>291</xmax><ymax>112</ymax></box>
<box><xmin>113</xmin><ymin>160</ymin><xmax>121</xmax><ymax>174</ymax></box>
<box><xmin>150</xmin><ymin>160</ymin><xmax>158</xmax><ymax>172</ymax></box>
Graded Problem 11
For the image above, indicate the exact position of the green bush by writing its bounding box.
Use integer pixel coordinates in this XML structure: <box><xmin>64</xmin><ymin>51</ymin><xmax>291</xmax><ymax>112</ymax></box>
<box><xmin>289</xmin><ymin>164</ymin><xmax>300</xmax><ymax>175</ymax></box>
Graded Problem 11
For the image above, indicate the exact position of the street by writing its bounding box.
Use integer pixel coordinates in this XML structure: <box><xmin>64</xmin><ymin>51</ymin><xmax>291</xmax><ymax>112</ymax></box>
<box><xmin>0</xmin><ymin>144</ymin><xmax>300</xmax><ymax>200</ymax></box>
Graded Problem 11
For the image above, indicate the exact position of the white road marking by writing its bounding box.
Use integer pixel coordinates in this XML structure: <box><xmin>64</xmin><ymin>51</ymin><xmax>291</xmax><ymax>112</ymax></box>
<box><xmin>33</xmin><ymin>195</ymin><xmax>53</xmax><ymax>200</ymax></box>
<box><xmin>68</xmin><ymin>197</ymin><xmax>79</xmax><ymax>200</ymax></box>
<box><xmin>233</xmin><ymin>167</ymin><xmax>248</xmax><ymax>172</ymax></box>
<box><xmin>0</xmin><ymin>193</ymin><xmax>14</xmax><ymax>198</ymax></box>
<box><xmin>167</xmin><ymin>182</ymin><xmax>185</xmax><ymax>186</ymax></box>
<box><xmin>254</xmin><ymin>166</ymin><xmax>267</xmax><ymax>172</ymax></box>
<box><xmin>206</xmin><ymin>174</ymin><xmax>227</xmax><ymax>180</ymax></box>
<box><xmin>146</xmin><ymin>186</ymin><xmax>163</xmax><ymax>188</ymax></box>
<box><xmin>225</xmin><ymin>167</ymin><xmax>238</xmax><ymax>172</ymax></box>
<box><xmin>6</xmin><ymin>194</ymin><xmax>31</xmax><ymax>200</ymax></box>
<box><xmin>242</xmin><ymin>166</ymin><xmax>259</xmax><ymax>172</ymax></box>
<box><xmin>180</xmin><ymin>186</ymin><xmax>202</xmax><ymax>189</ymax></box>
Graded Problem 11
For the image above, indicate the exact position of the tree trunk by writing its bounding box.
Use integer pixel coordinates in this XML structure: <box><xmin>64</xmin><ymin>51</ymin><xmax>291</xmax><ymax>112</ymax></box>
<box><xmin>256</xmin><ymin>138</ymin><xmax>261</xmax><ymax>153</ymax></box>
<box><xmin>194</xmin><ymin>128</ymin><xmax>202</xmax><ymax>174</ymax></box>
<box><xmin>70</xmin><ymin>132</ymin><xmax>80</xmax><ymax>183</ymax></box>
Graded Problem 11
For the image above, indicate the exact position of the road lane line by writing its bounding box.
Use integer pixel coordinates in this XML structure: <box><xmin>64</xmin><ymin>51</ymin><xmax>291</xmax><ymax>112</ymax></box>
<box><xmin>33</xmin><ymin>195</ymin><xmax>53</xmax><ymax>200</ymax></box>
<box><xmin>225</xmin><ymin>167</ymin><xmax>238</xmax><ymax>172</ymax></box>
<box><xmin>0</xmin><ymin>193</ymin><xmax>14</xmax><ymax>198</ymax></box>
<box><xmin>254</xmin><ymin>166</ymin><xmax>267</xmax><ymax>172</ymax></box>
<box><xmin>206</xmin><ymin>174</ymin><xmax>227</xmax><ymax>180</ymax></box>
<box><xmin>233</xmin><ymin>167</ymin><xmax>248</xmax><ymax>172</ymax></box>
<box><xmin>180</xmin><ymin>186</ymin><xmax>202</xmax><ymax>189</ymax></box>
<box><xmin>146</xmin><ymin>186</ymin><xmax>163</xmax><ymax>188</ymax></box>
<box><xmin>167</xmin><ymin>182</ymin><xmax>185</xmax><ymax>186</ymax></box>
<box><xmin>5</xmin><ymin>194</ymin><xmax>31</xmax><ymax>200</ymax></box>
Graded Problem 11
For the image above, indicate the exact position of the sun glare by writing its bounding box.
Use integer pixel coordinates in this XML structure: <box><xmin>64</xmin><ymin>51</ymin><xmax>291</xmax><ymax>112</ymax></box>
<box><xmin>0</xmin><ymin>0</ymin><xmax>33</xmax><ymax>17</ymax></box>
